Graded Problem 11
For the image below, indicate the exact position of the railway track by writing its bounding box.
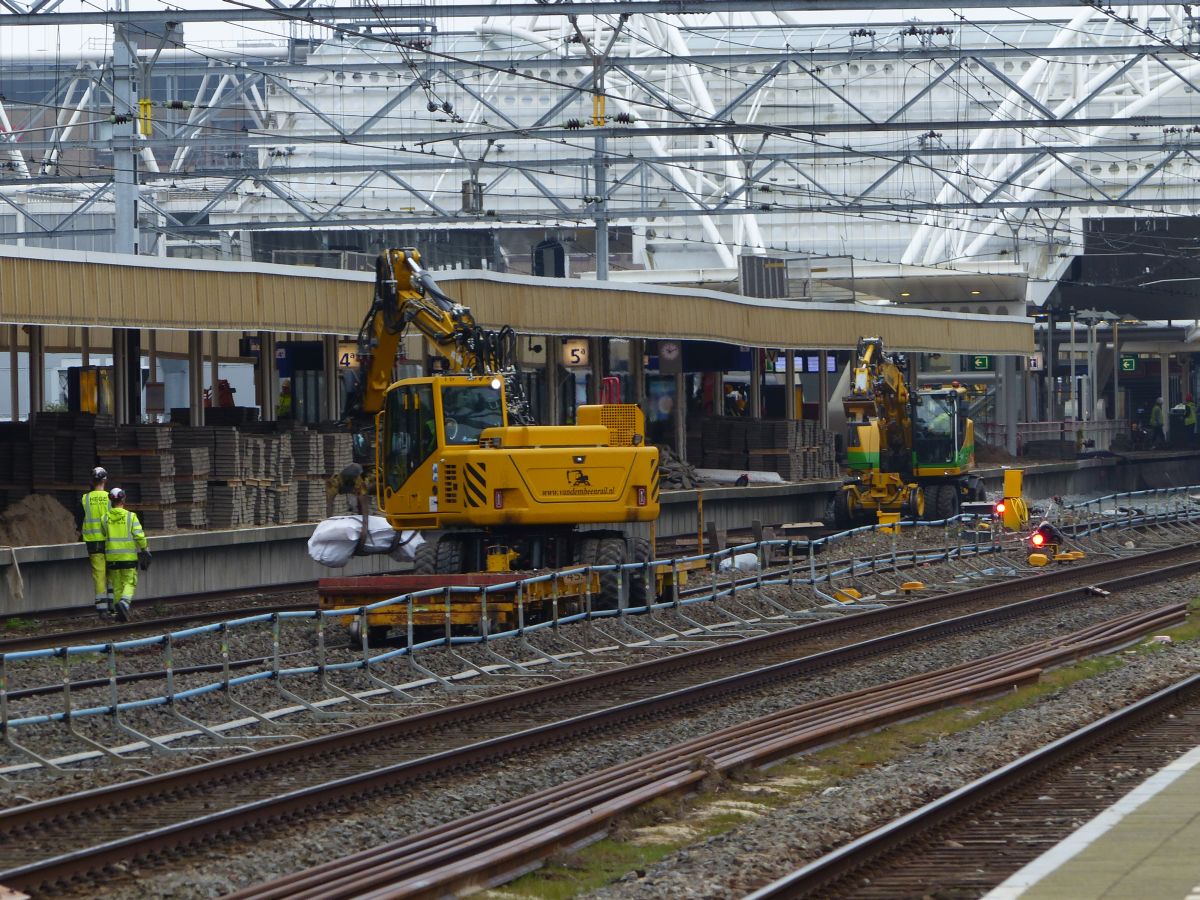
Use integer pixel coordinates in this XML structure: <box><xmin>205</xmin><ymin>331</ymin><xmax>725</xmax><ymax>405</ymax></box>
<box><xmin>0</xmin><ymin>537</ymin><xmax>988</xmax><ymax>677</ymax></box>
<box><xmin>0</xmin><ymin>589</ymin><xmax>318</xmax><ymax>654</ymax></box>
<box><xmin>0</xmin><ymin>543</ymin><xmax>1196</xmax><ymax>893</ymax></box>
<box><xmin>748</xmin><ymin>670</ymin><xmax>1200</xmax><ymax>899</ymax></box>
<box><xmin>0</xmin><ymin>540</ymin><xmax>910</xmax><ymax>656</ymax></box>
<box><xmin>230</xmin><ymin>603</ymin><xmax>1188</xmax><ymax>899</ymax></box>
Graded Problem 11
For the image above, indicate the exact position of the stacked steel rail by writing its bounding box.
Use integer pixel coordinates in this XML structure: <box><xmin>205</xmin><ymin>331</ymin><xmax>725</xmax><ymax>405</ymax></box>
<box><xmin>748</xmin><ymin>670</ymin><xmax>1200</xmax><ymax>899</ymax></box>
<box><xmin>0</xmin><ymin>546</ymin><xmax>1196</xmax><ymax>894</ymax></box>
<box><xmin>227</xmin><ymin>604</ymin><xmax>1187</xmax><ymax>899</ymax></box>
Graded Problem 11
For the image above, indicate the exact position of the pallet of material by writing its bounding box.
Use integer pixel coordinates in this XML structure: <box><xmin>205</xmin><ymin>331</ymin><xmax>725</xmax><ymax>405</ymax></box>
<box><xmin>172</xmin><ymin>447</ymin><xmax>211</xmax><ymax>477</ymax></box>
<box><xmin>134</xmin><ymin>426</ymin><xmax>172</xmax><ymax>449</ymax></box>
<box><xmin>322</xmin><ymin>433</ymin><xmax>353</xmax><ymax>473</ymax></box>
<box><xmin>174</xmin><ymin>480</ymin><xmax>209</xmax><ymax>504</ymax></box>
<box><xmin>138</xmin><ymin>507</ymin><xmax>176</xmax><ymax>531</ymax></box>
<box><xmin>296</xmin><ymin>479</ymin><xmax>327</xmax><ymax>522</ymax></box>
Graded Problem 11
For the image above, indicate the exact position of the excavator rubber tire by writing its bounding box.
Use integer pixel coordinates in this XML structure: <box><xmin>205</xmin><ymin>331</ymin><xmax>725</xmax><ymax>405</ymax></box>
<box><xmin>594</xmin><ymin>537</ymin><xmax>627</xmax><ymax>611</ymax></box>
<box><xmin>933</xmin><ymin>484</ymin><xmax>959</xmax><ymax>520</ymax></box>
<box><xmin>903</xmin><ymin>486</ymin><xmax>925</xmax><ymax>520</ymax></box>
<box><xmin>826</xmin><ymin>490</ymin><xmax>853</xmax><ymax>530</ymax></box>
<box><xmin>628</xmin><ymin>537</ymin><xmax>653</xmax><ymax>606</ymax></box>
<box><xmin>433</xmin><ymin>536</ymin><xmax>465</xmax><ymax>575</ymax></box>
<box><xmin>413</xmin><ymin>542</ymin><xmax>437</xmax><ymax>575</ymax></box>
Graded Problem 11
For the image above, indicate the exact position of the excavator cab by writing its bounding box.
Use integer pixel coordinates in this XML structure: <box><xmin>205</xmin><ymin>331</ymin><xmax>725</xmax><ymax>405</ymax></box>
<box><xmin>440</xmin><ymin>379</ymin><xmax>505</xmax><ymax>444</ymax></box>
<box><xmin>912</xmin><ymin>389</ymin><xmax>971</xmax><ymax>475</ymax></box>
<box><xmin>380</xmin><ymin>375</ymin><xmax>508</xmax><ymax>517</ymax></box>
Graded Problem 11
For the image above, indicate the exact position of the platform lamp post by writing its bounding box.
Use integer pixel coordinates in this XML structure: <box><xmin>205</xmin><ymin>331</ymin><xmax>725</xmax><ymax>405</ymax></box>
<box><xmin>1068</xmin><ymin>308</ymin><xmax>1077</xmax><ymax>421</ymax></box>
<box><xmin>1076</xmin><ymin>309</ymin><xmax>1118</xmax><ymax>421</ymax></box>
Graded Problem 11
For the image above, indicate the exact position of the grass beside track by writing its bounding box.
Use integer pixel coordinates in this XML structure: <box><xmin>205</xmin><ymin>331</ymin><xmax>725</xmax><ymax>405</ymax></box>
<box><xmin>487</xmin><ymin>597</ymin><xmax>1200</xmax><ymax>900</ymax></box>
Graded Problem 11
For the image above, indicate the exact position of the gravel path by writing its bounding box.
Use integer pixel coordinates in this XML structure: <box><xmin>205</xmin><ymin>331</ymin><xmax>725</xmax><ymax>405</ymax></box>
<box><xmin>59</xmin><ymin>568</ymin><xmax>1200</xmax><ymax>899</ymax></box>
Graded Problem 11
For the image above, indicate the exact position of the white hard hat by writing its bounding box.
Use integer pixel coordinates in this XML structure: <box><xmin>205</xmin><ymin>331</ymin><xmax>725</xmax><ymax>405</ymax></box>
<box><xmin>109</xmin><ymin>487</ymin><xmax>126</xmax><ymax>502</ymax></box>
<box><xmin>93</xmin><ymin>466</ymin><xmax>108</xmax><ymax>481</ymax></box>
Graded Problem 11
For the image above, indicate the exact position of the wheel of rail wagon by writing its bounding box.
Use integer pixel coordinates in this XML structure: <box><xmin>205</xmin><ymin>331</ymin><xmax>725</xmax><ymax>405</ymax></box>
<box><xmin>594</xmin><ymin>537</ymin><xmax>628</xmax><ymax>611</ymax></box>
<box><xmin>628</xmin><ymin>537</ymin><xmax>653</xmax><ymax>606</ymax></box>
<box><xmin>348</xmin><ymin>619</ymin><xmax>392</xmax><ymax>648</ymax></box>
<box><xmin>413</xmin><ymin>542</ymin><xmax>437</xmax><ymax>575</ymax></box>
<box><xmin>968</xmin><ymin>476</ymin><xmax>987</xmax><ymax>502</ymax></box>
<box><xmin>933</xmin><ymin>484</ymin><xmax>959</xmax><ymax>520</ymax></box>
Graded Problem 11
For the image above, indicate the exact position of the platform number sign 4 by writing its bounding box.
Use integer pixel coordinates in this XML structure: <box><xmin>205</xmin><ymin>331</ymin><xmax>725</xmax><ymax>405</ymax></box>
<box><xmin>337</xmin><ymin>340</ymin><xmax>362</xmax><ymax>369</ymax></box>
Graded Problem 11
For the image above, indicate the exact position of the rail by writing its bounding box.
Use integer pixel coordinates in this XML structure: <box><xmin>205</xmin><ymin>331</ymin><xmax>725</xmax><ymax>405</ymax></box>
<box><xmin>229</xmin><ymin>603</ymin><xmax>1189</xmax><ymax>900</ymax></box>
<box><xmin>746</xmin><ymin>669</ymin><xmax>1200</xmax><ymax>899</ymax></box>
<box><xmin>0</xmin><ymin>515</ymin><xmax>998</xmax><ymax>739</ymax></box>
<box><xmin>3</xmin><ymin>548</ymin><xmax>1200</xmax><ymax>893</ymax></box>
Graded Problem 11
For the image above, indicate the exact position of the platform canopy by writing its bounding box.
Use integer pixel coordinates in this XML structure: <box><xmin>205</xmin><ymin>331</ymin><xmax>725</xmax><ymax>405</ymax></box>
<box><xmin>0</xmin><ymin>244</ymin><xmax>1032</xmax><ymax>355</ymax></box>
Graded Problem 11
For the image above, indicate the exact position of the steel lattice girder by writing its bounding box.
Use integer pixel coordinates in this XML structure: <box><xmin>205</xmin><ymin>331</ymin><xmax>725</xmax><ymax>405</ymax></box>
<box><xmin>3</xmin><ymin>8</ymin><xmax>1200</xmax><ymax>275</ymax></box>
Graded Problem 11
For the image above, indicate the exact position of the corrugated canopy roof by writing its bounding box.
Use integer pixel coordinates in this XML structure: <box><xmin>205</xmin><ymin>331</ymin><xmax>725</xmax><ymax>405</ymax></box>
<box><xmin>0</xmin><ymin>245</ymin><xmax>1033</xmax><ymax>355</ymax></box>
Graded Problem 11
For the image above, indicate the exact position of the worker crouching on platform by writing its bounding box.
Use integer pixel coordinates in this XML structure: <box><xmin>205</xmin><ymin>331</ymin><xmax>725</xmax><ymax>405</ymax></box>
<box><xmin>102</xmin><ymin>487</ymin><xmax>151</xmax><ymax>622</ymax></box>
<box><xmin>82</xmin><ymin>466</ymin><xmax>112</xmax><ymax>617</ymax></box>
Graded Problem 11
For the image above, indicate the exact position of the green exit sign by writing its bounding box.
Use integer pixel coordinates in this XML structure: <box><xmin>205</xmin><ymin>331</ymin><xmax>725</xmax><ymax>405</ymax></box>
<box><xmin>969</xmin><ymin>355</ymin><xmax>993</xmax><ymax>372</ymax></box>
<box><xmin>1119</xmin><ymin>355</ymin><xmax>1138</xmax><ymax>373</ymax></box>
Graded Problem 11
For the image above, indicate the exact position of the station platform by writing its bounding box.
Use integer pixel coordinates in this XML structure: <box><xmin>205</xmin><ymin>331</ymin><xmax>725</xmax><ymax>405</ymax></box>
<box><xmin>653</xmin><ymin>449</ymin><xmax>1200</xmax><ymax>540</ymax></box>
<box><xmin>0</xmin><ymin>523</ymin><xmax>402</xmax><ymax>617</ymax></box>
<box><xmin>986</xmin><ymin>744</ymin><xmax>1200</xmax><ymax>900</ymax></box>
<box><xmin>1</xmin><ymin>449</ymin><xmax>1197</xmax><ymax>619</ymax></box>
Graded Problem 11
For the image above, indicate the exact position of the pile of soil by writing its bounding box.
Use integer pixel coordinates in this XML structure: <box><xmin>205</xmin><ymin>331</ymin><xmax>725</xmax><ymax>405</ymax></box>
<box><xmin>0</xmin><ymin>494</ymin><xmax>79</xmax><ymax>548</ymax></box>
<box><xmin>974</xmin><ymin>440</ymin><xmax>1020</xmax><ymax>465</ymax></box>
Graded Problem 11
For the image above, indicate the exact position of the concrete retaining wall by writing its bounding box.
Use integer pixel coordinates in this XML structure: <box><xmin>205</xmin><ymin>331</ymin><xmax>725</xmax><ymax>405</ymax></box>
<box><xmin>652</xmin><ymin>451</ymin><xmax>1200</xmax><ymax>542</ymax></box>
<box><xmin>2</xmin><ymin>451</ymin><xmax>1196</xmax><ymax>619</ymax></box>
<box><xmin>0</xmin><ymin>525</ymin><xmax>402</xmax><ymax>618</ymax></box>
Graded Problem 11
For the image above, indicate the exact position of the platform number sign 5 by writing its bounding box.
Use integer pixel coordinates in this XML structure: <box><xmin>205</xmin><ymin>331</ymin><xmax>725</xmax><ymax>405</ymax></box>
<box><xmin>561</xmin><ymin>339</ymin><xmax>590</xmax><ymax>368</ymax></box>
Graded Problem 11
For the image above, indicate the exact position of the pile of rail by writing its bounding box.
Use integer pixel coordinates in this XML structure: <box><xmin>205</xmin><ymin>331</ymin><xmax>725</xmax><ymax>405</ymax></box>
<box><xmin>230</xmin><ymin>602</ymin><xmax>1187</xmax><ymax>900</ymax></box>
<box><xmin>748</xmin><ymin>669</ymin><xmax>1200</xmax><ymax>898</ymax></box>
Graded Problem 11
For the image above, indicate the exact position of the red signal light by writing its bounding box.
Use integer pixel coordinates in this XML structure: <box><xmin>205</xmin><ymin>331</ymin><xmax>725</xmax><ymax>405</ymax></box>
<box><xmin>1030</xmin><ymin>532</ymin><xmax>1045</xmax><ymax>548</ymax></box>
<box><xmin>995</xmin><ymin>501</ymin><xmax>1006</xmax><ymax>515</ymax></box>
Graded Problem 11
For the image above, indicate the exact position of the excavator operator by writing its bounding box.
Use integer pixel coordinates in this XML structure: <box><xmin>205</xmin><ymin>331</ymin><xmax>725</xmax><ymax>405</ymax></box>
<box><xmin>442</xmin><ymin>383</ymin><xmax>503</xmax><ymax>444</ymax></box>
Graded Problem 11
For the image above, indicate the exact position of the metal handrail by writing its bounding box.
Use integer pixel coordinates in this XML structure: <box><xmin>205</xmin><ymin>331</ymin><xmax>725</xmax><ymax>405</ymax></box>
<box><xmin>1</xmin><ymin>502</ymin><xmax>1193</xmax><ymax>742</ymax></box>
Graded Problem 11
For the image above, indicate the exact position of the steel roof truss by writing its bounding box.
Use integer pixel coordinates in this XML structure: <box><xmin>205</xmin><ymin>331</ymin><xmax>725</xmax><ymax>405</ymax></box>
<box><xmin>265</xmin><ymin>74</ymin><xmax>349</xmax><ymax>138</ymax></box>
<box><xmin>380</xmin><ymin>171</ymin><xmax>451</xmax><ymax>217</ymax></box>
<box><xmin>969</xmin><ymin>57</ymin><xmax>1060</xmax><ymax>120</ymax></box>
<box><xmin>1059</xmin><ymin>53</ymin><xmax>1145</xmax><ymax>120</ymax></box>
<box><xmin>1115</xmin><ymin>147</ymin><xmax>1183</xmax><ymax>202</ymax></box>
<box><xmin>257</xmin><ymin>177</ymin><xmax>320</xmax><ymax>221</ymax></box>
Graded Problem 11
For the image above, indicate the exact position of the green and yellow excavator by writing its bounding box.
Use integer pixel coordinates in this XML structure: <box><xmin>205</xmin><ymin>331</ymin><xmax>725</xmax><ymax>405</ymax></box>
<box><xmin>827</xmin><ymin>337</ymin><xmax>986</xmax><ymax>527</ymax></box>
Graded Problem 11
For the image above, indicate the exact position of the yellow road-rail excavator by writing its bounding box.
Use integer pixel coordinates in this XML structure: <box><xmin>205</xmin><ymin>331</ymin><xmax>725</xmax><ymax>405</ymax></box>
<box><xmin>324</xmin><ymin>248</ymin><xmax>661</xmax><ymax>629</ymax></box>
<box><xmin>827</xmin><ymin>337</ymin><xmax>986</xmax><ymax>528</ymax></box>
